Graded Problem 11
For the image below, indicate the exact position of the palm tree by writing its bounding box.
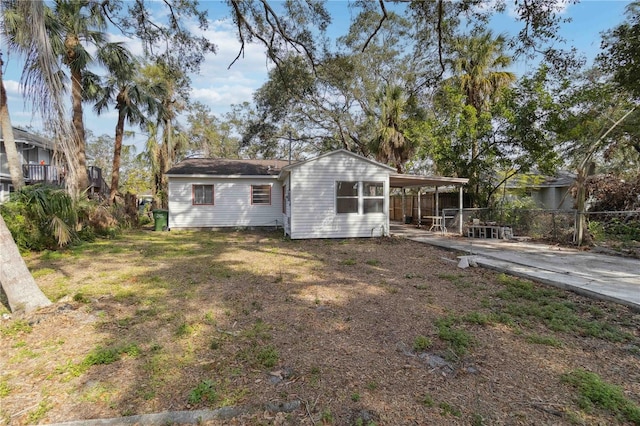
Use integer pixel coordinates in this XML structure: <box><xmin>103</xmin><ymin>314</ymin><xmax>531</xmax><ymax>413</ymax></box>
<box><xmin>141</xmin><ymin>63</ymin><xmax>189</xmax><ymax>208</ymax></box>
<box><xmin>1</xmin><ymin>0</ymin><xmax>65</xmax><ymax>192</ymax></box>
<box><xmin>49</xmin><ymin>0</ymin><xmax>108</xmax><ymax>196</ymax></box>
<box><xmin>0</xmin><ymin>53</ymin><xmax>23</xmax><ymax>191</ymax></box>
<box><xmin>92</xmin><ymin>47</ymin><xmax>162</xmax><ymax>204</ymax></box>
<box><xmin>0</xmin><ymin>0</ymin><xmax>68</xmax><ymax>313</ymax></box>
<box><xmin>447</xmin><ymin>30</ymin><xmax>516</xmax><ymax>205</ymax></box>
<box><xmin>370</xmin><ymin>85</ymin><xmax>414</xmax><ymax>173</ymax></box>
<box><xmin>450</xmin><ymin>31</ymin><xmax>516</xmax><ymax>115</ymax></box>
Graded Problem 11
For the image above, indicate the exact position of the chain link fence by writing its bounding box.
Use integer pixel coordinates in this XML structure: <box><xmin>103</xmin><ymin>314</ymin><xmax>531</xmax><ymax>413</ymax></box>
<box><xmin>442</xmin><ymin>208</ymin><xmax>640</xmax><ymax>248</ymax></box>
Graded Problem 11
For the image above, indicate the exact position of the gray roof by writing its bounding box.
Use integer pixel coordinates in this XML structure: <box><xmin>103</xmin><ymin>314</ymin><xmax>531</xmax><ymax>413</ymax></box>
<box><xmin>0</xmin><ymin>127</ymin><xmax>55</xmax><ymax>150</ymax></box>
<box><xmin>531</xmin><ymin>171</ymin><xmax>576</xmax><ymax>188</ymax></box>
<box><xmin>165</xmin><ymin>158</ymin><xmax>292</xmax><ymax>176</ymax></box>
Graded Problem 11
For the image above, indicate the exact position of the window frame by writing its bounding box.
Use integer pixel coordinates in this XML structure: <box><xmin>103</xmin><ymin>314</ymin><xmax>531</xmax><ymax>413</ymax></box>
<box><xmin>362</xmin><ymin>181</ymin><xmax>385</xmax><ymax>214</ymax></box>
<box><xmin>336</xmin><ymin>181</ymin><xmax>359</xmax><ymax>214</ymax></box>
<box><xmin>336</xmin><ymin>181</ymin><xmax>385</xmax><ymax>215</ymax></box>
<box><xmin>192</xmin><ymin>184</ymin><xmax>214</xmax><ymax>206</ymax></box>
<box><xmin>251</xmin><ymin>184</ymin><xmax>272</xmax><ymax>206</ymax></box>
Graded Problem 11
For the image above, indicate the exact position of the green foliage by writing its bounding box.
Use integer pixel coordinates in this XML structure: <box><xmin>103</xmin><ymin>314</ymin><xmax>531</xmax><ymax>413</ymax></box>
<box><xmin>188</xmin><ymin>380</ymin><xmax>217</xmax><ymax>405</ymax></box>
<box><xmin>0</xmin><ymin>380</ymin><xmax>11</xmax><ymax>397</ymax></box>
<box><xmin>439</xmin><ymin>401</ymin><xmax>462</xmax><ymax>417</ymax></box>
<box><xmin>320</xmin><ymin>409</ymin><xmax>333</xmax><ymax>423</ymax></box>
<box><xmin>462</xmin><ymin>311</ymin><xmax>494</xmax><ymax>326</ymax></box>
<box><xmin>84</xmin><ymin>343</ymin><xmax>141</xmax><ymax>367</ymax></box>
<box><xmin>562</xmin><ymin>369</ymin><xmax>640</xmax><ymax>424</ymax></box>
<box><xmin>588</xmin><ymin>221</ymin><xmax>607</xmax><ymax>242</ymax></box>
<box><xmin>256</xmin><ymin>345</ymin><xmax>279</xmax><ymax>368</ymax></box>
<box><xmin>599</xmin><ymin>2</ymin><xmax>640</xmax><ymax>99</ymax></box>
<box><xmin>421</xmin><ymin>393</ymin><xmax>434</xmax><ymax>407</ymax></box>
<box><xmin>73</xmin><ymin>292</ymin><xmax>90</xmax><ymax>303</ymax></box>
<box><xmin>435</xmin><ymin>316</ymin><xmax>473</xmax><ymax>357</ymax></box>
<box><xmin>413</xmin><ymin>335</ymin><xmax>432</xmax><ymax>352</ymax></box>
<box><xmin>351</xmin><ymin>392</ymin><xmax>361</xmax><ymax>402</ymax></box>
<box><xmin>1</xmin><ymin>185</ymin><xmax>76</xmax><ymax>250</ymax></box>
<box><xmin>526</xmin><ymin>334</ymin><xmax>563</xmax><ymax>347</ymax></box>
<box><xmin>26</xmin><ymin>399</ymin><xmax>52</xmax><ymax>424</ymax></box>
<box><xmin>495</xmin><ymin>275</ymin><xmax>632</xmax><ymax>342</ymax></box>
<box><xmin>0</xmin><ymin>185</ymin><xmax>126</xmax><ymax>251</ymax></box>
<box><xmin>1</xmin><ymin>320</ymin><xmax>33</xmax><ymax>337</ymax></box>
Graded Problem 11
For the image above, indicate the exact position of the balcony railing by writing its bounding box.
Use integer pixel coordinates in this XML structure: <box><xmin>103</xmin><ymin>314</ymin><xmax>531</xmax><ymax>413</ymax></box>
<box><xmin>22</xmin><ymin>164</ymin><xmax>109</xmax><ymax>196</ymax></box>
<box><xmin>22</xmin><ymin>164</ymin><xmax>62</xmax><ymax>185</ymax></box>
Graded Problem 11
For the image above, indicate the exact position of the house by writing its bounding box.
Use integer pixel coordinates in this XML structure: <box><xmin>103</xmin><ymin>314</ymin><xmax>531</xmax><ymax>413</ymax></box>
<box><xmin>0</xmin><ymin>126</ymin><xmax>109</xmax><ymax>202</ymax></box>
<box><xmin>526</xmin><ymin>171</ymin><xmax>576</xmax><ymax>211</ymax></box>
<box><xmin>167</xmin><ymin>149</ymin><xmax>470</xmax><ymax>239</ymax></box>
<box><xmin>0</xmin><ymin>127</ymin><xmax>58</xmax><ymax>202</ymax></box>
<box><xmin>166</xmin><ymin>150</ymin><xmax>395</xmax><ymax>238</ymax></box>
<box><xmin>166</xmin><ymin>157</ymin><xmax>289</xmax><ymax>230</ymax></box>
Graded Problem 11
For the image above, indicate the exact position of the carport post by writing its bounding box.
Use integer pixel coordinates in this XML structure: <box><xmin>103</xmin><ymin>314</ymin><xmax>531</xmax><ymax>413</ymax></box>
<box><xmin>459</xmin><ymin>185</ymin><xmax>464</xmax><ymax>235</ymax></box>
<box><xmin>402</xmin><ymin>188</ymin><xmax>406</xmax><ymax>223</ymax></box>
<box><xmin>417</xmin><ymin>189</ymin><xmax>421</xmax><ymax>227</ymax></box>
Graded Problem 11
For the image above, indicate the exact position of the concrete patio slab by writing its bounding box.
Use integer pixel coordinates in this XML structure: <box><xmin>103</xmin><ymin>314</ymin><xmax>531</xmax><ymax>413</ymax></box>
<box><xmin>391</xmin><ymin>224</ymin><xmax>640</xmax><ymax>311</ymax></box>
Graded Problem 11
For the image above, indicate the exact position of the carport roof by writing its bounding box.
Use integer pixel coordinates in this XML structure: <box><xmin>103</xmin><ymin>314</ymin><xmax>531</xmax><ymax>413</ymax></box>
<box><xmin>390</xmin><ymin>174</ymin><xmax>468</xmax><ymax>188</ymax></box>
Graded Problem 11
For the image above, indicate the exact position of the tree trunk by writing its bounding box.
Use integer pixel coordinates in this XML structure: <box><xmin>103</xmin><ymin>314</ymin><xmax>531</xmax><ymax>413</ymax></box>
<box><xmin>0</xmin><ymin>214</ymin><xmax>51</xmax><ymax>313</ymax></box>
<box><xmin>70</xmin><ymin>67</ymin><xmax>90</xmax><ymax>194</ymax></box>
<box><xmin>0</xmin><ymin>53</ymin><xmax>24</xmax><ymax>191</ymax></box>
<box><xmin>109</xmin><ymin>98</ymin><xmax>126</xmax><ymax>204</ymax></box>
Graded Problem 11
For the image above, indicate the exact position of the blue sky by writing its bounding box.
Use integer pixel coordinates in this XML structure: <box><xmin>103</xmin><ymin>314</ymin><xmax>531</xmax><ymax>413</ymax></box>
<box><xmin>1</xmin><ymin>0</ymin><xmax>632</xmax><ymax>152</ymax></box>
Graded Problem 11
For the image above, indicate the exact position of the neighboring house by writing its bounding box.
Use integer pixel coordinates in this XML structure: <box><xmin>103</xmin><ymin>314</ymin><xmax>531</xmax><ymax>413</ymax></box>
<box><xmin>0</xmin><ymin>127</ymin><xmax>58</xmax><ymax>202</ymax></box>
<box><xmin>0</xmin><ymin>126</ymin><xmax>109</xmax><ymax>202</ymax></box>
<box><xmin>528</xmin><ymin>171</ymin><xmax>576</xmax><ymax>211</ymax></box>
<box><xmin>166</xmin><ymin>150</ymin><xmax>395</xmax><ymax>239</ymax></box>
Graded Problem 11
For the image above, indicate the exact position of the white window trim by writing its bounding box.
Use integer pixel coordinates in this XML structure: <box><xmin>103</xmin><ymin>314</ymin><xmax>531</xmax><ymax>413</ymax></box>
<box><xmin>336</xmin><ymin>181</ymin><xmax>385</xmax><ymax>215</ymax></box>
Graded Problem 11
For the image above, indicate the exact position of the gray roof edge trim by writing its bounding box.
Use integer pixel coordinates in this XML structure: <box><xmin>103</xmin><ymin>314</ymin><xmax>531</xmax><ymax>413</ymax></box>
<box><xmin>281</xmin><ymin>149</ymin><xmax>396</xmax><ymax>172</ymax></box>
<box><xmin>392</xmin><ymin>174</ymin><xmax>470</xmax><ymax>184</ymax></box>
<box><xmin>166</xmin><ymin>174</ymin><xmax>280</xmax><ymax>179</ymax></box>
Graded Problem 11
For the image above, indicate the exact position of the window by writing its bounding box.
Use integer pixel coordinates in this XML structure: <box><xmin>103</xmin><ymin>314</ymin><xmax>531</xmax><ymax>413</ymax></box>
<box><xmin>336</xmin><ymin>181</ymin><xmax>359</xmax><ymax>213</ymax></box>
<box><xmin>336</xmin><ymin>181</ymin><xmax>384</xmax><ymax>214</ymax></box>
<box><xmin>252</xmin><ymin>184</ymin><xmax>271</xmax><ymax>205</ymax></box>
<box><xmin>363</xmin><ymin>182</ymin><xmax>384</xmax><ymax>213</ymax></box>
<box><xmin>193</xmin><ymin>184</ymin><xmax>214</xmax><ymax>205</ymax></box>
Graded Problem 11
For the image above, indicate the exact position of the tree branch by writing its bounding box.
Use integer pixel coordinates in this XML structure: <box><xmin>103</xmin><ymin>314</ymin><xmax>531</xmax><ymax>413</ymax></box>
<box><xmin>362</xmin><ymin>0</ymin><xmax>388</xmax><ymax>52</ymax></box>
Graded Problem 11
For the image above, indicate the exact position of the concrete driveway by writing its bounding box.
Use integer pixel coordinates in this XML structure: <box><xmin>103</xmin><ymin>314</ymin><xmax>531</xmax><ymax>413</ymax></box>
<box><xmin>391</xmin><ymin>224</ymin><xmax>640</xmax><ymax>311</ymax></box>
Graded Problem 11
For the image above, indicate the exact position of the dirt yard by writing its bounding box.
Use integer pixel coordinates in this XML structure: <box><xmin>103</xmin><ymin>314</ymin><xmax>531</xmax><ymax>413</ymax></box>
<box><xmin>1</xmin><ymin>229</ymin><xmax>639</xmax><ymax>425</ymax></box>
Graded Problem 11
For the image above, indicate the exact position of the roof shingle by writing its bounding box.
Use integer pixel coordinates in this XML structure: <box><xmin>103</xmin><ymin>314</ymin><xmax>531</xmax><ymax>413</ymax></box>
<box><xmin>165</xmin><ymin>158</ymin><xmax>292</xmax><ymax>176</ymax></box>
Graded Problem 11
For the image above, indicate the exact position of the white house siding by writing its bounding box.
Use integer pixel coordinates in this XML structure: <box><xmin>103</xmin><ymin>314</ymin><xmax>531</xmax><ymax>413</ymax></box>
<box><xmin>168</xmin><ymin>177</ymin><xmax>283</xmax><ymax>229</ymax></box>
<box><xmin>288</xmin><ymin>151</ymin><xmax>390</xmax><ymax>239</ymax></box>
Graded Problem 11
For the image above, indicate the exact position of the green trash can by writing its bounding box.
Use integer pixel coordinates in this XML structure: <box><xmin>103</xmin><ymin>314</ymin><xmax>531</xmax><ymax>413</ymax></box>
<box><xmin>152</xmin><ymin>209</ymin><xmax>169</xmax><ymax>231</ymax></box>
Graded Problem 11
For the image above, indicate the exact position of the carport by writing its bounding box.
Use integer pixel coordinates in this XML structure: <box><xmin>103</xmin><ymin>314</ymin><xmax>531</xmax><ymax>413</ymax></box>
<box><xmin>390</xmin><ymin>174</ymin><xmax>469</xmax><ymax>234</ymax></box>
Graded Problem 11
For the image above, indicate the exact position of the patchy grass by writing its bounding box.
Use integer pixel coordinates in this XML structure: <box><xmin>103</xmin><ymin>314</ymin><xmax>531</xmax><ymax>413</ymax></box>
<box><xmin>0</xmin><ymin>229</ymin><xmax>638</xmax><ymax>425</ymax></box>
<box><xmin>1</xmin><ymin>319</ymin><xmax>32</xmax><ymax>337</ymax></box>
<box><xmin>562</xmin><ymin>369</ymin><xmax>640</xmax><ymax>424</ymax></box>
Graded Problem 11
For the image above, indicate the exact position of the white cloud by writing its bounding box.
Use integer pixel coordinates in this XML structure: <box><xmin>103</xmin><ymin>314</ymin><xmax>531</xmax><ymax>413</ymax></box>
<box><xmin>4</xmin><ymin>80</ymin><xmax>22</xmax><ymax>97</ymax></box>
<box><xmin>190</xmin><ymin>85</ymin><xmax>256</xmax><ymax>113</ymax></box>
<box><xmin>107</xmin><ymin>32</ymin><xmax>145</xmax><ymax>57</ymax></box>
<box><xmin>186</xmin><ymin>18</ymin><xmax>273</xmax><ymax>113</ymax></box>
